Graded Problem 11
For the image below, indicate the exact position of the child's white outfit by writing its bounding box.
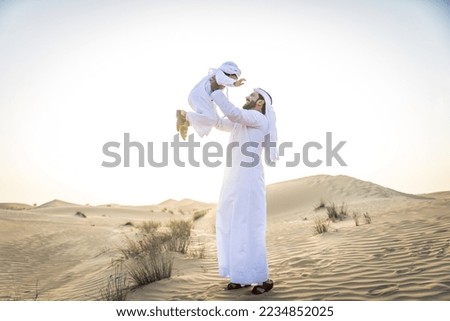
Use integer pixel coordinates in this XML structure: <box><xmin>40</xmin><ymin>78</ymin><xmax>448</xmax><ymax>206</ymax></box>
<box><xmin>186</xmin><ymin>61</ymin><xmax>241</xmax><ymax>137</ymax></box>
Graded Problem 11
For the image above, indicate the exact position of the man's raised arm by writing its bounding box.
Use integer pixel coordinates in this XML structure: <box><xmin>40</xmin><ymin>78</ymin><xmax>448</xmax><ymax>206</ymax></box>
<box><xmin>211</xmin><ymin>91</ymin><xmax>264</xmax><ymax>128</ymax></box>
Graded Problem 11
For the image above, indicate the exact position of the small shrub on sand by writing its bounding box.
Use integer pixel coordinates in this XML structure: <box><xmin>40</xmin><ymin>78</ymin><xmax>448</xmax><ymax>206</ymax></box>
<box><xmin>75</xmin><ymin>211</ymin><xmax>87</xmax><ymax>218</ymax></box>
<box><xmin>118</xmin><ymin>230</ymin><xmax>173</xmax><ymax>288</ymax></box>
<box><xmin>363</xmin><ymin>212</ymin><xmax>372</xmax><ymax>224</ymax></box>
<box><xmin>114</xmin><ymin>218</ymin><xmax>200</xmax><ymax>290</ymax></box>
<box><xmin>101</xmin><ymin>263</ymin><xmax>128</xmax><ymax>301</ymax></box>
<box><xmin>352</xmin><ymin>212</ymin><xmax>361</xmax><ymax>226</ymax></box>
<box><xmin>119</xmin><ymin>236</ymin><xmax>144</xmax><ymax>259</ymax></box>
<box><xmin>313</xmin><ymin>217</ymin><xmax>329</xmax><ymax>235</ymax></box>
<box><xmin>119</xmin><ymin>232</ymin><xmax>167</xmax><ymax>260</ymax></box>
<box><xmin>33</xmin><ymin>280</ymin><xmax>40</xmax><ymax>301</ymax></box>
<box><xmin>314</xmin><ymin>199</ymin><xmax>326</xmax><ymax>211</ymax></box>
<box><xmin>164</xmin><ymin>220</ymin><xmax>193</xmax><ymax>254</ymax></box>
<box><xmin>188</xmin><ymin>241</ymin><xmax>206</xmax><ymax>259</ymax></box>
<box><xmin>193</xmin><ymin>209</ymin><xmax>209</xmax><ymax>221</ymax></box>
<box><xmin>127</xmin><ymin>252</ymin><xmax>173</xmax><ymax>287</ymax></box>
<box><xmin>352</xmin><ymin>211</ymin><xmax>372</xmax><ymax>226</ymax></box>
<box><xmin>326</xmin><ymin>202</ymin><xmax>348</xmax><ymax>222</ymax></box>
<box><xmin>139</xmin><ymin>221</ymin><xmax>161</xmax><ymax>234</ymax></box>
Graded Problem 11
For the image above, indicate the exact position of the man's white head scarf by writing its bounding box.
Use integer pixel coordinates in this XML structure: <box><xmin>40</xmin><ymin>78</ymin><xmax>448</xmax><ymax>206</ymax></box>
<box><xmin>255</xmin><ymin>88</ymin><xmax>279</xmax><ymax>163</ymax></box>
<box><xmin>218</xmin><ymin>61</ymin><xmax>241</xmax><ymax>77</ymax></box>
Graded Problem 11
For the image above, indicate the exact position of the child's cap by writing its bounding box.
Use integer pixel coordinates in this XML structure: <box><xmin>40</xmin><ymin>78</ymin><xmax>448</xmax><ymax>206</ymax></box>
<box><xmin>219</xmin><ymin>61</ymin><xmax>241</xmax><ymax>78</ymax></box>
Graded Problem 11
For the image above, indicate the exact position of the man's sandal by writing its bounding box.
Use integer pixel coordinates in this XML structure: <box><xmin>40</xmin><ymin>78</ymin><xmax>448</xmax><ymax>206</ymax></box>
<box><xmin>251</xmin><ymin>279</ymin><xmax>274</xmax><ymax>295</ymax></box>
<box><xmin>226</xmin><ymin>282</ymin><xmax>251</xmax><ymax>290</ymax></box>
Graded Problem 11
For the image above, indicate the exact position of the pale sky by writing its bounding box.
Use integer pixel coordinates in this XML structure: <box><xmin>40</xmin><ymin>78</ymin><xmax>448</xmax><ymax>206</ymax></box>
<box><xmin>1</xmin><ymin>0</ymin><xmax>449</xmax><ymax>205</ymax></box>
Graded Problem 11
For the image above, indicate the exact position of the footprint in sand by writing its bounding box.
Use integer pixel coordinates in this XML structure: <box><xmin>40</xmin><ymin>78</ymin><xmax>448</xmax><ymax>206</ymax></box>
<box><xmin>367</xmin><ymin>284</ymin><xmax>399</xmax><ymax>297</ymax></box>
<box><xmin>395</xmin><ymin>266</ymin><xmax>425</xmax><ymax>275</ymax></box>
<box><xmin>371</xmin><ymin>247</ymin><xmax>397</xmax><ymax>259</ymax></box>
<box><xmin>436</xmin><ymin>244</ymin><xmax>449</xmax><ymax>258</ymax></box>
<box><xmin>419</xmin><ymin>245</ymin><xmax>431</xmax><ymax>256</ymax></box>
<box><xmin>410</xmin><ymin>242</ymin><xmax>434</xmax><ymax>257</ymax></box>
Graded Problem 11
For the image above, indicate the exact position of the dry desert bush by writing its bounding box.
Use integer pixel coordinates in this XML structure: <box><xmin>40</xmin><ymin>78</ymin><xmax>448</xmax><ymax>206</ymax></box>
<box><xmin>326</xmin><ymin>202</ymin><xmax>349</xmax><ymax>222</ymax></box>
<box><xmin>363</xmin><ymin>212</ymin><xmax>372</xmax><ymax>224</ymax></box>
<box><xmin>139</xmin><ymin>221</ymin><xmax>161</xmax><ymax>234</ymax></box>
<box><xmin>188</xmin><ymin>240</ymin><xmax>206</xmax><ymax>259</ymax></box>
<box><xmin>74</xmin><ymin>211</ymin><xmax>87</xmax><ymax>218</ymax></box>
<box><xmin>313</xmin><ymin>217</ymin><xmax>330</xmax><ymax>235</ymax></box>
<box><xmin>192</xmin><ymin>209</ymin><xmax>209</xmax><ymax>221</ymax></box>
<box><xmin>314</xmin><ymin>199</ymin><xmax>326</xmax><ymax>211</ymax></box>
<box><xmin>126</xmin><ymin>252</ymin><xmax>173</xmax><ymax>287</ymax></box>
<box><xmin>103</xmin><ymin>219</ymin><xmax>198</xmax><ymax>296</ymax></box>
<box><xmin>164</xmin><ymin>220</ymin><xmax>193</xmax><ymax>254</ymax></box>
<box><xmin>101</xmin><ymin>263</ymin><xmax>128</xmax><ymax>301</ymax></box>
<box><xmin>352</xmin><ymin>211</ymin><xmax>372</xmax><ymax>226</ymax></box>
<box><xmin>313</xmin><ymin>199</ymin><xmax>372</xmax><ymax>234</ymax></box>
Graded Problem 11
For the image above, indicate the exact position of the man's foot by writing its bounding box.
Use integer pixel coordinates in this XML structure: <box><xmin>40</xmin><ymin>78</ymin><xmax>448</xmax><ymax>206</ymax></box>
<box><xmin>251</xmin><ymin>279</ymin><xmax>273</xmax><ymax>295</ymax></box>
<box><xmin>225</xmin><ymin>282</ymin><xmax>251</xmax><ymax>290</ymax></box>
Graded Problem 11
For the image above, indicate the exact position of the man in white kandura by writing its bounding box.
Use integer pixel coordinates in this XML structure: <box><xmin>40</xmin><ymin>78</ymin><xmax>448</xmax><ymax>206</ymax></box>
<box><xmin>210</xmin><ymin>78</ymin><xmax>278</xmax><ymax>295</ymax></box>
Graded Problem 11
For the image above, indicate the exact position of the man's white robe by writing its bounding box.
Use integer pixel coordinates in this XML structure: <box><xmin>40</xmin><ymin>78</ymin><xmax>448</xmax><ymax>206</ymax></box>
<box><xmin>211</xmin><ymin>90</ymin><xmax>269</xmax><ymax>285</ymax></box>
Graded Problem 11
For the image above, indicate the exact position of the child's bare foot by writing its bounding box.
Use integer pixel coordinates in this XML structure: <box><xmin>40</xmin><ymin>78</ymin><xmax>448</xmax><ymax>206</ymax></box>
<box><xmin>176</xmin><ymin>110</ymin><xmax>189</xmax><ymax>140</ymax></box>
<box><xmin>179</xmin><ymin>124</ymin><xmax>188</xmax><ymax>141</ymax></box>
<box><xmin>176</xmin><ymin>110</ymin><xmax>187</xmax><ymax>131</ymax></box>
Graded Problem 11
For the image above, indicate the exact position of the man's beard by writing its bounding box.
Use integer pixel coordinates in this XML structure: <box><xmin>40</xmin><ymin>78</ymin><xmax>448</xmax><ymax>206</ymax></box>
<box><xmin>243</xmin><ymin>100</ymin><xmax>256</xmax><ymax>110</ymax></box>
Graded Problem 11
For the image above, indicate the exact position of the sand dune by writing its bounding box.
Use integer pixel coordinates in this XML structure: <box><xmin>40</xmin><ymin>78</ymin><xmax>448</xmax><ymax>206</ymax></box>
<box><xmin>267</xmin><ymin>175</ymin><xmax>426</xmax><ymax>216</ymax></box>
<box><xmin>1</xmin><ymin>175</ymin><xmax>449</xmax><ymax>300</ymax></box>
<box><xmin>35</xmin><ymin>199</ymin><xmax>82</xmax><ymax>209</ymax></box>
<box><xmin>0</xmin><ymin>203</ymin><xmax>35</xmax><ymax>210</ymax></box>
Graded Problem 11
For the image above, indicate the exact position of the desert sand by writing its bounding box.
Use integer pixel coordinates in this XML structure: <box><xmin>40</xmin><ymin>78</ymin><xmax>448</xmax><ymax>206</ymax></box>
<box><xmin>1</xmin><ymin>175</ymin><xmax>449</xmax><ymax>301</ymax></box>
